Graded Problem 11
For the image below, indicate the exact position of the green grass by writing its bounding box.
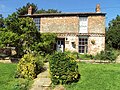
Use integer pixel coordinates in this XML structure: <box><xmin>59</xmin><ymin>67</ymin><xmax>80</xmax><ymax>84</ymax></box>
<box><xmin>0</xmin><ymin>63</ymin><xmax>32</xmax><ymax>90</ymax></box>
<box><xmin>66</xmin><ymin>63</ymin><xmax>120</xmax><ymax>90</ymax></box>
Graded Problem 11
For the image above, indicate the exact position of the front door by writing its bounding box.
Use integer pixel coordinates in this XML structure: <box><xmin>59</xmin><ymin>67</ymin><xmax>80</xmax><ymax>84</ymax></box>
<box><xmin>56</xmin><ymin>39</ymin><xmax>65</xmax><ymax>52</ymax></box>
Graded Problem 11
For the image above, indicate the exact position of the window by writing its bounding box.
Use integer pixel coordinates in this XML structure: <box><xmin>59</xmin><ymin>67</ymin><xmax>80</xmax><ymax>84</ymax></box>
<box><xmin>79</xmin><ymin>17</ymin><xmax>88</xmax><ymax>33</ymax></box>
<box><xmin>33</xmin><ymin>18</ymin><xmax>40</xmax><ymax>31</ymax></box>
<box><xmin>79</xmin><ymin>36</ymin><xmax>88</xmax><ymax>53</ymax></box>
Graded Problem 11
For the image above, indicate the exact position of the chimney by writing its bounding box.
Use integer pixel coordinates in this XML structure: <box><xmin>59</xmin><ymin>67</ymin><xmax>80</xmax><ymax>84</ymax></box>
<box><xmin>28</xmin><ymin>6</ymin><xmax>32</xmax><ymax>15</ymax></box>
<box><xmin>95</xmin><ymin>4</ymin><xmax>101</xmax><ymax>13</ymax></box>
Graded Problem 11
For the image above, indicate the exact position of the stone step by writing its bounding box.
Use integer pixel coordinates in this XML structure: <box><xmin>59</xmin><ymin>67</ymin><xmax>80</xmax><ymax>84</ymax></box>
<box><xmin>30</xmin><ymin>78</ymin><xmax>51</xmax><ymax>90</ymax></box>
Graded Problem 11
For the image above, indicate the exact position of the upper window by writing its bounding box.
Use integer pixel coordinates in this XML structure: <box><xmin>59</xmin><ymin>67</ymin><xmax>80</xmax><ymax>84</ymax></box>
<box><xmin>33</xmin><ymin>18</ymin><xmax>40</xmax><ymax>31</ymax></box>
<box><xmin>79</xmin><ymin>17</ymin><xmax>88</xmax><ymax>33</ymax></box>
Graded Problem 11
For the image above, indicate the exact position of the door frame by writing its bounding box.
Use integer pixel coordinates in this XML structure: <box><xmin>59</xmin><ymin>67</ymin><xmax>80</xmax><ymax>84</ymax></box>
<box><xmin>56</xmin><ymin>38</ymin><xmax>65</xmax><ymax>52</ymax></box>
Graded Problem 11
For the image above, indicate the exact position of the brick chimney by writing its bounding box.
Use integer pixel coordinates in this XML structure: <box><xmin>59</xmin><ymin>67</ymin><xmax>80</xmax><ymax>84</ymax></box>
<box><xmin>95</xmin><ymin>4</ymin><xmax>101</xmax><ymax>13</ymax></box>
<box><xmin>28</xmin><ymin>6</ymin><xmax>32</xmax><ymax>15</ymax></box>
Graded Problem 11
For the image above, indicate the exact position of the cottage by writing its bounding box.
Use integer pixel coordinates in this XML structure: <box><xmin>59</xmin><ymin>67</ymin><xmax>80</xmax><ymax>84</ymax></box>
<box><xmin>21</xmin><ymin>4</ymin><xmax>106</xmax><ymax>55</ymax></box>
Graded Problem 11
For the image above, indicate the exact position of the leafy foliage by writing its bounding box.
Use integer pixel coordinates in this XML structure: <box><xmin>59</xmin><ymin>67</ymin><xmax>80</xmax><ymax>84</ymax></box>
<box><xmin>0</xmin><ymin>14</ymin><xmax>4</xmax><ymax>28</ymax></box>
<box><xmin>106</xmin><ymin>15</ymin><xmax>120</xmax><ymax>49</ymax></box>
<box><xmin>16</xmin><ymin>2</ymin><xmax>61</xmax><ymax>15</ymax></box>
<box><xmin>94</xmin><ymin>49</ymin><xmax>119</xmax><ymax>61</ymax></box>
<box><xmin>35</xmin><ymin>33</ymin><xmax>57</xmax><ymax>55</ymax></box>
<box><xmin>65</xmin><ymin>51</ymin><xmax>94</xmax><ymax>60</ymax></box>
<box><xmin>13</xmin><ymin>78</ymin><xmax>31</xmax><ymax>90</ymax></box>
<box><xmin>49</xmin><ymin>52</ymin><xmax>80</xmax><ymax>85</ymax></box>
<box><xmin>0</xmin><ymin>13</ymin><xmax>40</xmax><ymax>57</ymax></box>
<box><xmin>16</xmin><ymin>53</ymin><xmax>44</xmax><ymax>79</ymax></box>
<box><xmin>0</xmin><ymin>4</ymin><xmax>58</xmax><ymax>57</ymax></box>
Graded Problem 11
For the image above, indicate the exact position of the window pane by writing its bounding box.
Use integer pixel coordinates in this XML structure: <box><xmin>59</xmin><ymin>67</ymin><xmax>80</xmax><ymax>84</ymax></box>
<box><xmin>61</xmin><ymin>41</ymin><xmax>63</xmax><ymax>45</ymax></box>
<box><xmin>79</xmin><ymin>37</ymin><xmax>88</xmax><ymax>53</ymax></box>
<box><xmin>82</xmin><ymin>42</ymin><xmax>84</xmax><ymax>45</ymax></box>
<box><xmin>79</xmin><ymin>17</ymin><xmax>88</xmax><ymax>33</ymax></box>
<box><xmin>33</xmin><ymin>18</ymin><xmax>40</xmax><ymax>31</ymax></box>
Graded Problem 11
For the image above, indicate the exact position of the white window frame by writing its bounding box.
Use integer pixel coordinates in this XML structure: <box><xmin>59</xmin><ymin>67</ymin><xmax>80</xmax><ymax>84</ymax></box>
<box><xmin>33</xmin><ymin>18</ymin><xmax>40</xmax><ymax>31</ymax></box>
<box><xmin>79</xmin><ymin>17</ymin><xmax>88</xmax><ymax>33</ymax></box>
<box><xmin>78</xmin><ymin>36</ymin><xmax>88</xmax><ymax>53</ymax></box>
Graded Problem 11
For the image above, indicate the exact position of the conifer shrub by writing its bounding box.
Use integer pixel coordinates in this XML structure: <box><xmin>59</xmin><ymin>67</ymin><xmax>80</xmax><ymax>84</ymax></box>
<box><xmin>94</xmin><ymin>49</ymin><xmax>119</xmax><ymax>62</ymax></box>
<box><xmin>49</xmin><ymin>52</ymin><xmax>80</xmax><ymax>85</ymax></box>
<box><xmin>16</xmin><ymin>53</ymin><xmax>44</xmax><ymax>79</ymax></box>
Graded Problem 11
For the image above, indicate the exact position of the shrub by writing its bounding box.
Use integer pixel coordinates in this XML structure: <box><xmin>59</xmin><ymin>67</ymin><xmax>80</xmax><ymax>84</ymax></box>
<box><xmin>65</xmin><ymin>51</ymin><xmax>94</xmax><ymax>60</ymax></box>
<box><xmin>49</xmin><ymin>52</ymin><xmax>80</xmax><ymax>85</ymax></box>
<box><xmin>94</xmin><ymin>49</ymin><xmax>119</xmax><ymax>61</ymax></box>
<box><xmin>13</xmin><ymin>79</ymin><xmax>31</xmax><ymax>90</ymax></box>
<box><xmin>16</xmin><ymin>53</ymin><xmax>44</xmax><ymax>79</ymax></box>
<box><xmin>43</xmin><ymin>54</ymin><xmax>51</xmax><ymax>62</ymax></box>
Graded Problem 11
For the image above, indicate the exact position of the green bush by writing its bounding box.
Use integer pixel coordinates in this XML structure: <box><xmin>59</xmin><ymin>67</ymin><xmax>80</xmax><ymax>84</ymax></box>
<box><xmin>13</xmin><ymin>79</ymin><xmax>31</xmax><ymax>90</ymax></box>
<box><xmin>43</xmin><ymin>54</ymin><xmax>51</xmax><ymax>62</ymax></box>
<box><xmin>65</xmin><ymin>51</ymin><xmax>94</xmax><ymax>60</ymax></box>
<box><xmin>49</xmin><ymin>52</ymin><xmax>80</xmax><ymax>85</ymax></box>
<box><xmin>94</xmin><ymin>49</ymin><xmax>119</xmax><ymax>61</ymax></box>
<box><xmin>16</xmin><ymin>53</ymin><xmax>44</xmax><ymax>79</ymax></box>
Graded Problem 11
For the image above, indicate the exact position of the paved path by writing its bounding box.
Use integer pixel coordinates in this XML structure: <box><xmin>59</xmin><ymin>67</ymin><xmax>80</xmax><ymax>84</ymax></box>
<box><xmin>30</xmin><ymin>62</ymin><xmax>51</xmax><ymax>90</ymax></box>
<box><xmin>116</xmin><ymin>55</ymin><xmax>120</xmax><ymax>63</ymax></box>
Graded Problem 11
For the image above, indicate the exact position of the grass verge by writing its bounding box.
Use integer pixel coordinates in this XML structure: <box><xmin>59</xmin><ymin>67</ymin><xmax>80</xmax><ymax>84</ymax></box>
<box><xmin>0</xmin><ymin>63</ymin><xmax>32</xmax><ymax>90</ymax></box>
<box><xmin>66</xmin><ymin>63</ymin><xmax>120</xmax><ymax>90</ymax></box>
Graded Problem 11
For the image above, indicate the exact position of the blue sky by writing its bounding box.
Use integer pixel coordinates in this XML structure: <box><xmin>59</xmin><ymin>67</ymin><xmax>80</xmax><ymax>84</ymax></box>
<box><xmin>0</xmin><ymin>0</ymin><xmax>120</xmax><ymax>26</ymax></box>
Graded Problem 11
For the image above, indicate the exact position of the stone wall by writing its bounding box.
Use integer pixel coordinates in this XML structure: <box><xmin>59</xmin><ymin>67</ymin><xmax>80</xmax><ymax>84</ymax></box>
<box><xmin>40</xmin><ymin>15</ymin><xmax>105</xmax><ymax>55</ymax></box>
<box><xmin>88</xmin><ymin>15</ymin><xmax>105</xmax><ymax>33</ymax></box>
<box><xmin>65</xmin><ymin>35</ymin><xmax>78</xmax><ymax>52</ymax></box>
<box><xmin>40</xmin><ymin>16</ymin><xmax>79</xmax><ymax>33</ymax></box>
<box><xmin>88</xmin><ymin>36</ymin><xmax>105</xmax><ymax>55</ymax></box>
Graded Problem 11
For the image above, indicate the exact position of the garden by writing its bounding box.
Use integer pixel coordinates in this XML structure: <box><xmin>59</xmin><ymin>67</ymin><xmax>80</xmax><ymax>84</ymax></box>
<box><xmin>0</xmin><ymin>2</ymin><xmax>120</xmax><ymax>90</ymax></box>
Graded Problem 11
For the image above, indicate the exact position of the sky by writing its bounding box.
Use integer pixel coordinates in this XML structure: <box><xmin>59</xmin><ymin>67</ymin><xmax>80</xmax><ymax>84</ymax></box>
<box><xmin>1</xmin><ymin>0</ymin><xmax>120</xmax><ymax>26</ymax></box>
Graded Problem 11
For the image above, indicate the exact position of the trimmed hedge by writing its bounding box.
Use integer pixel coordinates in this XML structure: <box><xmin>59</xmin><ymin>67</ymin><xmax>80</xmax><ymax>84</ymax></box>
<box><xmin>49</xmin><ymin>52</ymin><xmax>80</xmax><ymax>85</ymax></box>
<box><xmin>16</xmin><ymin>53</ymin><xmax>44</xmax><ymax>79</ymax></box>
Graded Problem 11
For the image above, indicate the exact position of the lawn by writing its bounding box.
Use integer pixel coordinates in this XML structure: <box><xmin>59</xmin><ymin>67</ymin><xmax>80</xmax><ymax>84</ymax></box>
<box><xmin>66</xmin><ymin>63</ymin><xmax>120</xmax><ymax>90</ymax></box>
<box><xmin>0</xmin><ymin>63</ymin><xmax>31</xmax><ymax>90</ymax></box>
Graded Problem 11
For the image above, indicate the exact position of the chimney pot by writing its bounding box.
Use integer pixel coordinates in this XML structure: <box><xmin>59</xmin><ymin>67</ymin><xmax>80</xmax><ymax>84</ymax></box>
<box><xmin>96</xmin><ymin>4</ymin><xmax>101</xmax><ymax>13</ymax></box>
<box><xmin>28</xmin><ymin>6</ymin><xmax>32</xmax><ymax>15</ymax></box>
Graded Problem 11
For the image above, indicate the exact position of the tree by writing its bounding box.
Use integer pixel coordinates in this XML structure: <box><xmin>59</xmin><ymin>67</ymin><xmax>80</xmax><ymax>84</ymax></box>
<box><xmin>106</xmin><ymin>15</ymin><xmax>120</xmax><ymax>49</ymax></box>
<box><xmin>35</xmin><ymin>33</ymin><xmax>57</xmax><ymax>55</ymax></box>
<box><xmin>1</xmin><ymin>13</ymin><xmax>40</xmax><ymax>57</ymax></box>
<box><xmin>16</xmin><ymin>2</ymin><xmax>61</xmax><ymax>15</ymax></box>
<box><xmin>0</xmin><ymin>3</ymin><xmax>58</xmax><ymax>57</ymax></box>
<box><xmin>17</xmin><ymin>3</ymin><xmax>38</xmax><ymax>15</ymax></box>
<box><xmin>1</xmin><ymin>13</ymin><xmax>57</xmax><ymax>57</ymax></box>
<box><xmin>0</xmin><ymin>14</ymin><xmax>4</xmax><ymax>28</ymax></box>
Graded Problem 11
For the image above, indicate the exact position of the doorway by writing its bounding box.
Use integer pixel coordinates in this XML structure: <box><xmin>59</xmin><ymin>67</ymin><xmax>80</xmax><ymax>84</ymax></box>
<box><xmin>56</xmin><ymin>38</ymin><xmax>65</xmax><ymax>52</ymax></box>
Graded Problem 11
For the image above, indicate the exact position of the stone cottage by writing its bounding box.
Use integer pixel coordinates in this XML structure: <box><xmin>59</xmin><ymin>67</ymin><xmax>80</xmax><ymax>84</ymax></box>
<box><xmin>20</xmin><ymin>4</ymin><xmax>106</xmax><ymax>55</ymax></box>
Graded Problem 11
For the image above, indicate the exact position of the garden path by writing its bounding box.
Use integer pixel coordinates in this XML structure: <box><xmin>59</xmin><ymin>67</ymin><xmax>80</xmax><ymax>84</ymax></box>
<box><xmin>116</xmin><ymin>55</ymin><xmax>120</xmax><ymax>63</ymax></box>
<box><xmin>30</xmin><ymin>62</ymin><xmax>51</xmax><ymax>90</ymax></box>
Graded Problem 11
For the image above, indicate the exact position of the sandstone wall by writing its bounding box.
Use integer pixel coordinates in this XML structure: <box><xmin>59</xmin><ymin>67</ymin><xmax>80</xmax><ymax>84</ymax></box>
<box><xmin>65</xmin><ymin>36</ymin><xmax>78</xmax><ymax>52</ymax></box>
<box><xmin>88</xmin><ymin>16</ymin><xmax>105</xmax><ymax>33</ymax></box>
<box><xmin>40</xmin><ymin>15</ymin><xmax>105</xmax><ymax>55</ymax></box>
<box><xmin>88</xmin><ymin>36</ymin><xmax>105</xmax><ymax>55</ymax></box>
<box><xmin>40</xmin><ymin>16</ymin><xmax>79</xmax><ymax>33</ymax></box>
